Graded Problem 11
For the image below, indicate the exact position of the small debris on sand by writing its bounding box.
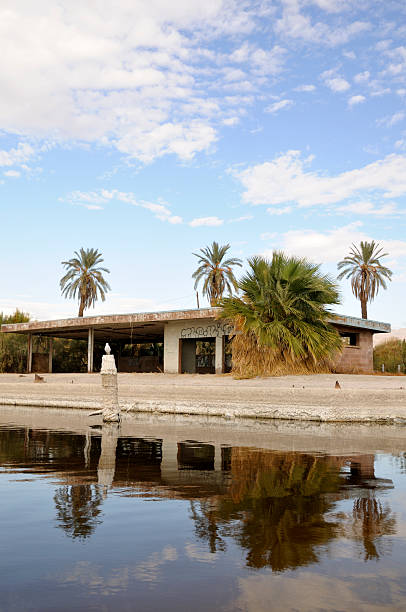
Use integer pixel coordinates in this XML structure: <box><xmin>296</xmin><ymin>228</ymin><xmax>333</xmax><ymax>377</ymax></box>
<box><xmin>34</xmin><ymin>374</ymin><xmax>45</xmax><ymax>383</ymax></box>
<box><xmin>335</xmin><ymin>380</ymin><xmax>341</xmax><ymax>389</ymax></box>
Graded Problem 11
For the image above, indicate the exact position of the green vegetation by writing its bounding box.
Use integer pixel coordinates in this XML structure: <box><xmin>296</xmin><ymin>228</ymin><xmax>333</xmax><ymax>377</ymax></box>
<box><xmin>373</xmin><ymin>339</ymin><xmax>406</xmax><ymax>373</ymax></box>
<box><xmin>219</xmin><ymin>252</ymin><xmax>342</xmax><ymax>377</ymax></box>
<box><xmin>60</xmin><ymin>247</ymin><xmax>111</xmax><ymax>317</ymax></box>
<box><xmin>0</xmin><ymin>309</ymin><xmax>30</xmax><ymax>372</ymax></box>
<box><xmin>337</xmin><ymin>241</ymin><xmax>392</xmax><ymax>319</ymax></box>
<box><xmin>192</xmin><ymin>241</ymin><xmax>242</xmax><ymax>306</ymax></box>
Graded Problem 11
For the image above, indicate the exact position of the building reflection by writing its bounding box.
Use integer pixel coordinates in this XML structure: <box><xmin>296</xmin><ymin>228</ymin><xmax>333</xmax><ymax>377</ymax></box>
<box><xmin>0</xmin><ymin>426</ymin><xmax>396</xmax><ymax>566</ymax></box>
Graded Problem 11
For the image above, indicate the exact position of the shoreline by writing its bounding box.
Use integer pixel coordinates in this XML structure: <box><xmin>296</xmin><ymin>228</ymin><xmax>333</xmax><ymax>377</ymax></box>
<box><xmin>1</xmin><ymin>372</ymin><xmax>406</xmax><ymax>423</ymax></box>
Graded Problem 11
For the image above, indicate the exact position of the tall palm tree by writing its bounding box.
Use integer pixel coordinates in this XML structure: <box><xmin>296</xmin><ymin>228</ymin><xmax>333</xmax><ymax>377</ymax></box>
<box><xmin>337</xmin><ymin>241</ymin><xmax>392</xmax><ymax>319</ymax></box>
<box><xmin>192</xmin><ymin>242</ymin><xmax>242</xmax><ymax>306</ymax></box>
<box><xmin>60</xmin><ymin>248</ymin><xmax>111</xmax><ymax>317</ymax></box>
<box><xmin>219</xmin><ymin>252</ymin><xmax>342</xmax><ymax>377</ymax></box>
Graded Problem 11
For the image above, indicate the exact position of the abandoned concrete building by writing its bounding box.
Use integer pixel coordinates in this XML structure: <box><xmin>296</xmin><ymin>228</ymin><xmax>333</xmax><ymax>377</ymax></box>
<box><xmin>1</xmin><ymin>307</ymin><xmax>390</xmax><ymax>374</ymax></box>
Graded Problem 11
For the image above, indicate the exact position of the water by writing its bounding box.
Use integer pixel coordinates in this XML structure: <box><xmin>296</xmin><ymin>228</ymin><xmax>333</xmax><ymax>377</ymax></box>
<box><xmin>1</xmin><ymin>408</ymin><xmax>406</xmax><ymax>611</ymax></box>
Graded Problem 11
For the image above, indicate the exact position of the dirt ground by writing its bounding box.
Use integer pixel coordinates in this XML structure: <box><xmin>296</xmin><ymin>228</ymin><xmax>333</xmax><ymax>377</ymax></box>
<box><xmin>1</xmin><ymin>372</ymin><xmax>406</xmax><ymax>416</ymax></box>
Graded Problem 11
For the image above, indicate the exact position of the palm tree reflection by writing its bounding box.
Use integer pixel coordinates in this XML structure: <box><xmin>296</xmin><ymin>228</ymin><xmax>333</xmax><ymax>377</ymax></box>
<box><xmin>54</xmin><ymin>484</ymin><xmax>104</xmax><ymax>540</ymax></box>
<box><xmin>189</xmin><ymin>449</ymin><xmax>395</xmax><ymax>570</ymax></box>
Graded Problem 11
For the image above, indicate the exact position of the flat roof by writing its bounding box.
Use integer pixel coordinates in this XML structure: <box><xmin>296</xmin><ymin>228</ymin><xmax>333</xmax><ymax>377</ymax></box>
<box><xmin>0</xmin><ymin>307</ymin><xmax>391</xmax><ymax>341</ymax></box>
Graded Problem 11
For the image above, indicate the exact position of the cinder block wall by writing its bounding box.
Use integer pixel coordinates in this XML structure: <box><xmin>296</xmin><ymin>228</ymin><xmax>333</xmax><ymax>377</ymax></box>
<box><xmin>334</xmin><ymin>330</ymin><xmax>374</xmax><ymax>373</ymax></box>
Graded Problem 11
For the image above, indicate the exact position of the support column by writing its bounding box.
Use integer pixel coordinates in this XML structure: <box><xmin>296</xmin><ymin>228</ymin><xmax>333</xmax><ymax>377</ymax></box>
<box><xmin>87</xmin><ymin>327</ymin><xmax>94</xmax><ymax>373</ymax></box>
<box><xmin>27</xmin><ymin>333</ymin><xmax>33</xmax><ymax>373</ymax></box>
<box><xmin>48</xmin><ymin>338</ymin><xmax>53</xmax><ymax>373</ymax></box>
<box><xmin>215</xmin><ymin>336</ymin><xmax>224</xmax><ymax>374</ymax></box>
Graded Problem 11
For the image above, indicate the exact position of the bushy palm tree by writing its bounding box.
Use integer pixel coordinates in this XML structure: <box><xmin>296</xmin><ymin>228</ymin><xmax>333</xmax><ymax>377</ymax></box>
<box><xmin>219</xmin><ymin>252</ymin><xmax>342</xmax><ymax>377</ymax></box>
<box><xmin>60</xmin><ymin>248</ymin><xmax>110</xmax><ymax>317</ymax></box>
<box><xmin>192</xmin><ymin>242</ymin><xmax>242</xmax><ymax>306</ymax></box>
<box><xmin>337</xmin><ymin>241</ymin><xmax>392</xmax><ymax>319</ymax></box>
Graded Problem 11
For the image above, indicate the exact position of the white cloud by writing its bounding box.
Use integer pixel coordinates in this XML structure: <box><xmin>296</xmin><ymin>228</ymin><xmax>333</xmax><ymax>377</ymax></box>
<box><xmin>348</xmin><ymin>94</ymin><xmax>366</xmax><ymax>106</ymax></box>
<box><xmin>189</xmin><ymin>216</ymin><xmax>224</xmax><ymax>227</ymax></box>
<box><xmin>266</xmin><ymin>205</ymin><xmax>292</xmax><ymax>215</ymax></box>
<box><xmin>275</xmin><ymin>1</ymin><xmax>369</xmax><ymax>46</ymax></box>
<box><xmin>237</xmin><ymin>150</ymin><xmax>406</xmax><ymax>207</ymax></box>
<box><xmin>294</xmin><ymin>84</ymin><xmax>316</xmax><ymax>92</ymax></box>
<box><xmin>3</xmin><ymin>169</ymin><xmax>21</xmax><ymax>178</ymax></box>
<box><xmin>260</xmin><ymin>231</ymin><xmax>277</xmax><ymax>240</ymax></box>
<box><xmin>322</xmin><ymin>73</ymin><xmax>351</xmax><ymax>92</ymax></box>
<box><xmin>0</xmin><ymin>1</ymin><xmax>273</xmax><ymax>163</ymax></box>
<box><xmin>264</xmin><ymin>222</ymin><xmax>406</xmax><ymax>264</ymax></box>
<box><xmin>0</xmin><ymin>142</ymin><xmax>36</xmax><ymax>167</ymax></box>
<box><xmin>265</xmin><ymin>99</ymin><xmax>293</xmax><ymax>114</ymax></box>
<box><xmin>337</xmin><ymin>201</ymin><xmax>399</xmax><ymax>216</ymax></box>
<box><xmin>264</xmin><ymin>222</ymin><xmax>366</xmax><ymax>262</ymax></box>
<box><xmin>62</xmin><ymin>189</ymin><xmax>183</xmax><ymax>223</ymax></box>
<box><xmin>222</xmin><ymin>116</ymin><xmax>239</xmax><ymax>126</ymax></box>
<box><xmin>354</xmin><ymin>70</ymin><xmax>370</xmax><ymax>83</ymax></box>
<box><xmin>377</xmin><ymin>112</ymin><xmax>405</xmax><ymax>127</ymax></box>
<box><xmin>342</xmin><ymin>50</ymin><xmax>356</xmax><ymax>59</ymax></box>
<box><xmin>228</xmin><ymin>215</ymin><xmax>253</xmax><ymax>222</ymax></box>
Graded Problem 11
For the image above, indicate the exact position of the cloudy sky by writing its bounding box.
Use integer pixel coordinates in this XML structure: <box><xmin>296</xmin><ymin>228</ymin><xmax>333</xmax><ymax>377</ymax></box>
<box><xmin>1</xmin><ymin>0</ymin><xmax>406</xmax><ymax>325</ymax></box>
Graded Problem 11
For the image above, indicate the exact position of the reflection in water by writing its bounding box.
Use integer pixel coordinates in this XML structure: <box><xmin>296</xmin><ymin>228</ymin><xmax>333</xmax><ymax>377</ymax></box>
<box><xmin>0</xmin><ymin>425</ymin><xmax>396</xmax><ymax>570</ymax></box>
<box><xmin>54</xmin><ymin>485</ymin><xmax>104</xmax><ymax>540</ymax></box>
<box><xmin>351</xmin><ymin>497</ymin><xmax>396</xmax><ymax>561</ymax></box>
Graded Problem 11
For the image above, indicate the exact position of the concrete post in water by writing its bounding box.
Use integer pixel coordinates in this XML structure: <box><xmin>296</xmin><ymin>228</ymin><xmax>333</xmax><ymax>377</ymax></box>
<box><xmin>100</xmin><ymin>343</ymin><xmax>120</xmax><ymax>422</ymax></box>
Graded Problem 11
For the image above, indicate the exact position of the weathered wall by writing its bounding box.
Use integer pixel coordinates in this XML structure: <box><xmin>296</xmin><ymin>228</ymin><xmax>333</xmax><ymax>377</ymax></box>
<box><xmin>334</xmin><ymin>330</ymin><xmax>374</xmax><ymax>373</ymax></box>
<box><xmin>164</xmin><ymin>319</ymin><xmax>232</xmax><ymax>374</ymax></box>
<box><xmin>165</xmin><ymin>320</ymin><xmax>376</xmax><ymax>375</ymax></box>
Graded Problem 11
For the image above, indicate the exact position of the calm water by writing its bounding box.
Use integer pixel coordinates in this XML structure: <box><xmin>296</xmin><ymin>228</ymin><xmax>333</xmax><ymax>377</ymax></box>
<box><xmin>1</xmin><ymin>411</ymin><xmax>406</xmax><ymax>611</ymax></box>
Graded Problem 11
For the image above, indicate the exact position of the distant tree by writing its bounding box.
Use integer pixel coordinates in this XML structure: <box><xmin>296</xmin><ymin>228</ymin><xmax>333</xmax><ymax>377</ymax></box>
<box><xmin>337</xmin><ymin>241</ymin><xmax>392</xmax><ymax>319</ymax></box>
<box><xmin>373</xmin><ymin>339</ymin><xmax>406</xmax><ymax>373</ymax></box>
<box><xmin>192</xmin><ymin>242</ymin><xmax>242</xmax><ymax>306</ymax></box>
<box><xmin>0</xmin><ymin>309</ymin><xmax>30</xmax><ymax>373</ymax></box>
<box><xmin>60</xmin><ymin>248</ymin><xmax>110</xmax><ymax>317</ymax></box>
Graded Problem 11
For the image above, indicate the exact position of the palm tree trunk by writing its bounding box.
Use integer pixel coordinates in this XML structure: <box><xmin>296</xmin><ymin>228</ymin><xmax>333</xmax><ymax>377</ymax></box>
<box><xmin>361</xmin><ymin>297</ymin><xmax>367</xmax><ymax>319</ymax></box>
<box><xmin>78</xmin><ymin>296</ymin><xmax>85</xmax><ymax>317</ymax></box>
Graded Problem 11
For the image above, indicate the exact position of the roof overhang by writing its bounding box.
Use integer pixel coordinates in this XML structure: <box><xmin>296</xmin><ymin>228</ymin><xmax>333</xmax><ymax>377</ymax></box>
<box><xmin>0</xmin><ymin>307</ymin><xmax>391</xmax><ymax>340</ymax></box>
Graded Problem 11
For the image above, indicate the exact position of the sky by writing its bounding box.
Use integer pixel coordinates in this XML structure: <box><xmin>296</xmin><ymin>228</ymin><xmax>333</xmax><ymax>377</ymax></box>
<box><xmin>1</xmin><ymin>0</ymin><xmax>406</xmax><ymax>326</ymax></box>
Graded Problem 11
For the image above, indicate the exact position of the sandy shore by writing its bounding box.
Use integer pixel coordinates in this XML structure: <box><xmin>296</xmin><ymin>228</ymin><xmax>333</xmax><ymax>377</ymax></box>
<box><xmin>1</xmin><ymin>372</ymin><xmax>406</xmax><ymax>423</ymax></box>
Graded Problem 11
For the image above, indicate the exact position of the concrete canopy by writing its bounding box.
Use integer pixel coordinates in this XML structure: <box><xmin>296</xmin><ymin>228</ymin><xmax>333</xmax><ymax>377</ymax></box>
<box><xmin>0</xmin><ymin>308</ymin><xmax>218</xmax><ymax>343</ymax></box>
<box><xmin>0</xmin><ymin>307</ymin><xmax>390</xmax><ymax>340</ymax></box>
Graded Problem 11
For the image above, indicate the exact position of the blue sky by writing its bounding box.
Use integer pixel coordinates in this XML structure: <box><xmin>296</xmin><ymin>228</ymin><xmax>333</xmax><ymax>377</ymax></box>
<box><xmin>1</xmin><ymin>0</ymin><xmax>406</xmax><ymax>325</ymax></box>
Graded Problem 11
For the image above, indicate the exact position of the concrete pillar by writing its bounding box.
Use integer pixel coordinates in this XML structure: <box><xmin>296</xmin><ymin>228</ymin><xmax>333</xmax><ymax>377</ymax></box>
<box><xmin>215</xmin><ymin>336</ymin><xmax>224</xmax><ymax>374</ymax></box>
<box><xmin>160</xmin><ymin>439</ymin><xmax>178</xmax><ymax>481</ymax></box>
<box><xmin>48</xmin><ymin>338</ymin><xmax>53</xmax><ymax>373</ymax></box>
<box><xmin>87</xmin><ymin>327</ymin><xmax>94</xmax><ymax>373</ymax></box>
<box><xmin>27</xmin><ymin>333</ymin><xmax>33</xmax><ymax>373</ymax></box>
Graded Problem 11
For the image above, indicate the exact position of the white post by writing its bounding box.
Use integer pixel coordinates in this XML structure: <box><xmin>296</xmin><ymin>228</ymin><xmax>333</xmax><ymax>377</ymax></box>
<box><xmin>48</xmin><ymin>338</ymin><xmax>53</xmax><ymax>373</ymax></box>
<box><xmin>215</xmin><ymin>336</ymin><xmax>224</xmax><ymax>374</ymax></box>
<box><xmin>27</xmin><ymin>333</ymin><xmax>33</xmax><ymax>373</ymax></box>
<box><xmin>88</xmin><ymin>327</ymin><xmax>94</xmax><ymax>373</ymax></box>
<box><xmin>100</xmin><ymin>343</ymin><xmax>120</xmax><ymax>422</ymax></box>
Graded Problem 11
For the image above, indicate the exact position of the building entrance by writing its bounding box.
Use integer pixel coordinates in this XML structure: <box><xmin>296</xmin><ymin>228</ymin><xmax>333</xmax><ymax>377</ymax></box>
<box><xmin>180</xmin><ymin>338</ymin><xmax>216</xmax><ymax>374</ymax></box>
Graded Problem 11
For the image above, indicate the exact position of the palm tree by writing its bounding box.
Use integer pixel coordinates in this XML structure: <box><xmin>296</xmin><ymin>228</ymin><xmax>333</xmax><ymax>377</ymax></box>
<box><xmin>60</xmin><ymin>248</ymin><xmax>111</xmax><ymax>317</ymax></box>
<box><xmin>192</xmin><ymin>242</ymin><xmax>242</xmax><ymax>306</ymax></box>
<box><xmin>337</xmin><ymin>241</ymin><xmax>392</xmax><ymax>319</ymax></box>
<box><xmin>219</xmin><ymin>252</ymin><xmax>342</xmax><ymax>377</ymax></box>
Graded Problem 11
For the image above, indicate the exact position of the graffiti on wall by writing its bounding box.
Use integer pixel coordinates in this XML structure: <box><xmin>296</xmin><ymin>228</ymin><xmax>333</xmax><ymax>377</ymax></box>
<box><xmin>180</xmin><ymin>322</ymin><xmax>234</xmax><ymax>339</ymax></box>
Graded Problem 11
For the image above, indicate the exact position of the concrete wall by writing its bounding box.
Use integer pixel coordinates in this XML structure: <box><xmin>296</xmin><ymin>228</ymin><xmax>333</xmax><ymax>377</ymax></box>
<box><xmin>164</xmin><ymin>319</ymin><xmax>231</xmax><ymax>374</ymax></box>
<box><xmin>164</xmin><ymin>318</ymin><xmax>376</xmax><ymax>375</ymax></box>
<box><xmin>334</xmin><ymin>330</ymin><xmax>374</xmax><ymax>373</ymax></box>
